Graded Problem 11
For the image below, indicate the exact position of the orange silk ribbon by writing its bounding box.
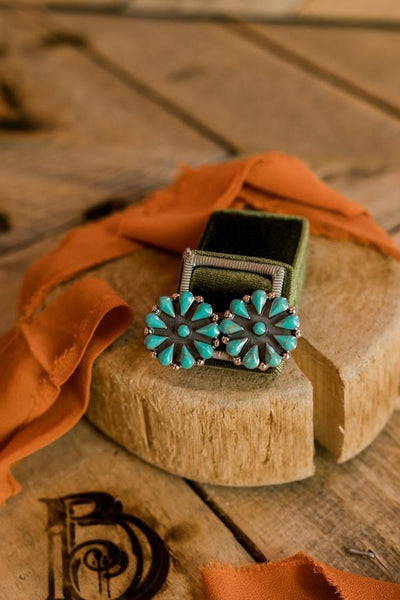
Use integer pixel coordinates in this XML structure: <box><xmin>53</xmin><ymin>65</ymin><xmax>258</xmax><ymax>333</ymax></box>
<box><xmin>0</xmin><ymin>152</ymin><xmax>399</xmax><ymax>510</ymax></box>
<box><xmin>201</xmin><ymin>553</ymin><xmax>400</xmax><ymax>599</ymax></box>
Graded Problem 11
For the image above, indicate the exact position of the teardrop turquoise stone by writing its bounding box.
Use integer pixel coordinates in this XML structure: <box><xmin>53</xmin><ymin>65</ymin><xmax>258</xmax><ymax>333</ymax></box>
<box><xmin>230</xmin><ymin>299</ymin><xmax>250</xmax><ymax>319</ymax></box>
<box><xmin>180</xmin><ymin>345</ymin><xmax>195</xmax><ymax>369</ymax></box>
<box><xmin>158</xmin><ymin>343</ymin><xmax>175</xmax><ymax>366</ymax></box>
<box><xmin>276</xmin><ymin>314</ymin><xmax>300</xmax><ymax>330</ymax></box>
<box><xmin>220</xmin><ymin>319</ymin><xmax>244</xmax><ymax>335</ymax></box>
<box><xmin>191</xmin><ymin>302</ymin><xmax>213</xmax><ymax>322</ymax></box>
<box><xmin>274</xmin><ymin>335</ymin><xmax>297</xmax><ymax>351</ymax></box>
<box><xmin>145</xmin><ymin>313</ymin><xmax>167</xmax><ymax>329</ymax></box>
<box><xmin>226</xmin><ymin>337</ymin><xmax>248</xmax><ymax>357</ymax></box>
<box><xmin>269</xmin><ymin>296</ymin><xmax>289</xmax><ymax>317</ymax></box>
<box><xmin>179</xmin><ymin>291</ymin><xmax>194</xmax><ymax>316</ymax></box>
<box><xmin>144</xmin><ymin>335</ymin><xmax>168</xmax><ymax>350</ymax></box>
<box><xmin>251</xmin><ymin>289</ymin><xmax>267</xmax><ymax>315</ymax></box>
<box><xmin>158</xmin><ymin>295</ymin><xmax>175</xmax><ymax>317</ymax></box>
<box><xmin>194</xmin><ymin>340</ymin><xmax>214</xmax><ymax>360</ymax></box>
<box><xmin>265</xmin><ymin>343</ymin><xmax>282</xmax><ymax>367</ymax></box>
<box><xmin>196</xmin><ymin>323</ymin><xmax>220</xmax><ymax>338</ymax></box>
<box><xmin>243</xmin><ymin>345</ymin><xmax>260</xmax><ymax>370</ymax></box>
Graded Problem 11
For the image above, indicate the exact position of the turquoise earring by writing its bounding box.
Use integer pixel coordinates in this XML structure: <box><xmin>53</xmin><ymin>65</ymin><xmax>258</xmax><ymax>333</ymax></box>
<box><xmin>144</xmin><ymin>291</ymin><xmax>220</xmax><ymax>370</ymax></box>
<box><xmin>220</xmin><ymin>290</ymin><xmax>301</xmax><ymax>371</ymax></box>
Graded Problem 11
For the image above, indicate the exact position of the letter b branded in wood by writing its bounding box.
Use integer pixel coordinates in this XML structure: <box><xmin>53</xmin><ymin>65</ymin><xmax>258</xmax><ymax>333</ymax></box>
<box><xmin>42</xmin><ymin>492</ymin><xmax>169</xmax><ymax>600</ymax></box>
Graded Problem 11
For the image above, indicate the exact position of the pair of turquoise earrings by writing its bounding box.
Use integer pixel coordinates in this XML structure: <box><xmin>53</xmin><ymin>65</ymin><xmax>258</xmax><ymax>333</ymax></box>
<box><xmin>144</xmin><ymin>289</ymin><xmax>300</xmax><ymax>372</ymax></box>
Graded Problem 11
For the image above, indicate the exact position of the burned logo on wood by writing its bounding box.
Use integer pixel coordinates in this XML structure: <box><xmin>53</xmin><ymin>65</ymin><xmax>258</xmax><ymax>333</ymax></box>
<box><xmin>42</xmin><ymin>492</ymin><xmax>170</xmax><ymax>599</ymax></box>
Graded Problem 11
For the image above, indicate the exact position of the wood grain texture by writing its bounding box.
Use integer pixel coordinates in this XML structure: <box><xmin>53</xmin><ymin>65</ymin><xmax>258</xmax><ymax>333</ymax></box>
<box><xmin>251</xmin><ymin>24</ymin><xmax>400</xmax><ymax>112</ymax></box>
<box><xmin>299</xmin><ymin>0</ymin><xmax>400</xmax><ymax>20</ymax></box>
<box><xmin>57</xmin><ymin>14</ymin><xmax>400</xmax><ymax>164</ymax></box>
<box><xmin>0</xmin><ymin>11</ymin><xmax>221</xmax><ymax>252</ymax></box>
<box><xmin>298</xmin><ymin>236</ymin><xmax>400</xmax><ymax>461</ymax></box>
<box><xmin>202</xmin><ymin>410</ymin><xmax>400</xmax><ymax>582</ymax></box>
<box><xmin>83</xmin><ymin>249</ymin><xmax>315</xmax><ymax>486</ymax></box>
<box><xmin>125</xmin><ymin>0</ymin><xmax>303</xmax><ymax>18</ymax></box>
<box><xmin>0</xmin><ymin>420</ymin><xmax>250</xmax><ymax>599</ymax></box>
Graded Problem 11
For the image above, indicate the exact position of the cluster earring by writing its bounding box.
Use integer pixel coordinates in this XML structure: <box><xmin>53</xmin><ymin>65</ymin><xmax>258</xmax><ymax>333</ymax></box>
<box><xmin>144</xmin><ymin>291</ymin><xmax>220</xmax><ymax>370</ymax></box>
<box><xmin>220</xmin><ymin>289</ymin><xmax>300</xmax><ymax>371</ymax></box>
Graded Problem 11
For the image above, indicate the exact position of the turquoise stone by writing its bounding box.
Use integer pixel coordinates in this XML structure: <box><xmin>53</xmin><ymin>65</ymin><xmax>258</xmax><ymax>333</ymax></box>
<box><xmin>252</xmin><ymin>321</ymin><xmax>267</xmax><ymax>336</ymax></box>
<box><xmin>145</xmin><ymin>313</ymin><xmax>167</xmax><ymax>329</ymax></box>
<box><xmin>220</xmin><ymin>319</ymin><xmax>244</xmax><ymax>335</ymax></box>
<box><xmin>158</xmin><ymin>295</ymin><xmax>175</xmax><ymax>318</ymax></box>
<box><xmin>177</xmin><ymin>324</ymin><xmax>191</xmax><ymax>338</ymax></box>
<box><xmin>226</xmin><ymin>337</ymin><xmax>248</xmax><ymax>357</ymax></box>
<box><xmin>265</xmin><ymin>343</ymin><xmax>282</xmax><ymax>367</ymax></box>
<box><xmin>274</xmin><ymin>335</ymin><xmax>297</xmax><ymax>351</ymax></box>
<box><xmin>276</xmin><ymin>314</ymin><xmax>300</xmax><ymax>330</ymax></box>
<box><xmin>243</xmin><ymin>345</ymin><xmax>260</xmax><ymax>370</ymax></box>
<box><xmin>196</xmin><ymin>323</ymin><xmax>220</xmax><ymax>338</ymax></box>
<box><xmin>251</xmin><ymin>289</ymin><xmax>267</xmax><ymax>315</ymax></box>
<box><xmin>230</xmin><ymin>299</ymin><xmax>250</xmax><ymax>319</ymax></box>
<box><xmin>179</xmin><ymin>291</ymin><xmax>194</xmax><ymax>316</ymax></box>
<box><xmin>191</xmin><ymin>302</ymin><xmax>213</xmax><ymax>322</ymax></box>
<box><xmin>269</xmin><ymin>296</ymin><xmax>289</xmax><ymax>317</ymax></box>
<box><xmin>158</xmin><ymin>343</ymin><xmax>175</xmax><ymax>366</ymax></box>
<box><xmin>180</xmin><ymin>345</ymin><xmax>195</xmax><ymax>369</ymax></box>
<box><xmin>144</xmin><ymin>334</ymin><xmax>168</xmax><ymax>350</ymax></box>
<box><xmin>194</xmin><ymin>340</ymin><xmax>214</xmax><ymax>360</ymax></box>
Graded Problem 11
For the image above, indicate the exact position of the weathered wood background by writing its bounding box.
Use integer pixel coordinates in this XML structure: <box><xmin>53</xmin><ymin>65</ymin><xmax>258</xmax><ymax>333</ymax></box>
<box><xmin>0</xmin><ymin>2</ymin><xmax>399</xmax><ymax>598</ymax></box>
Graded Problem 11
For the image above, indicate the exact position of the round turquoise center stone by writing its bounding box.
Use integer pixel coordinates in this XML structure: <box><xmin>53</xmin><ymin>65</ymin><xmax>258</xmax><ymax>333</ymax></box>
<box><xmin>177</xmin><ymin>324</ymin><xmax>191</xmax><ymax>338</ymax></box>
<box><xmin>253</xmin><ymin>321</ymin><xmax>267</xmax><ymax>336</ymax></box>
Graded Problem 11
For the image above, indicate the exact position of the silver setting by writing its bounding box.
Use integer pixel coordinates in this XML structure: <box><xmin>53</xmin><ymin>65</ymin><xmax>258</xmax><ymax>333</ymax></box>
<box><xmin>180</xmin><ymin>249</ymin><xmax>285</xmax><ymax>297</ymax></box>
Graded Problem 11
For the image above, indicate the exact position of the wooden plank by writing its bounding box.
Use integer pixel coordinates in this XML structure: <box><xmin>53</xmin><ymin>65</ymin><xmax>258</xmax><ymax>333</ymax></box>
<box><xmin>124</xmin><ymin>0</ymin><xmax>303</xmax><ymax>18</ymax></box>
<box><xmin>56</xmin><ymin>13</ymin><xmax>400</xmax><ymax>166</ymax></box>
<box><xmin>299</xmin><ymin>0</ymin><xmax>400</xmax><ymax>20</ymax></box>
<box><xmin>250</xmin><ymin>23</ymin><xmax>400</xmax><ymax>112</ymax></box>
<box><xmin>0</xmin><ymin>11</ymin><xmax>221</xmax><ymax>252</ymax></box>
<box><xmin>202</xmin><ymin>410</ymin><xmax>400</xmax><ymax>582</ymax></box>
<box><xmin>1</xmin><ymin>0</ymin><xmax>303</xmax><ymax>17</ymax></box>
<box><xmin>0</xmin><ymin>420</ymin><xmax>250</xmax><ymax>599</ymax></box>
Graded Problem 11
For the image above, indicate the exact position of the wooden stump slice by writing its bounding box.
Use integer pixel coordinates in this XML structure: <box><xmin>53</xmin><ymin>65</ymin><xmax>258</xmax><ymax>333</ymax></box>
<box><xmin>86</xmin><ymin>249</ymin><xmax>314</xmax><ymax>486</ymax></box>
<box><xmin>79</xmin><ymin>236</ymin><xmax>400</xmax><ymax>486</ymax></box>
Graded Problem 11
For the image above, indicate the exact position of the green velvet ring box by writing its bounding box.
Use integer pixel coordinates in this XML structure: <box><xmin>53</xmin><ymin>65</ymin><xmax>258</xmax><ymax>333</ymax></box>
<box><xmin>179</xmin><ymin>209</ymin><xmax>309</xmax><ymax>373</ymax></box>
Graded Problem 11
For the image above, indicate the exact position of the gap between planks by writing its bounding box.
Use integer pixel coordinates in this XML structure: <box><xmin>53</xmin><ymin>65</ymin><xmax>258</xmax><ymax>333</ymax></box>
<box><xmin>221</xmin><ymin>20</ymin><xmax>400</xmax><ymax>124</ymax></box>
